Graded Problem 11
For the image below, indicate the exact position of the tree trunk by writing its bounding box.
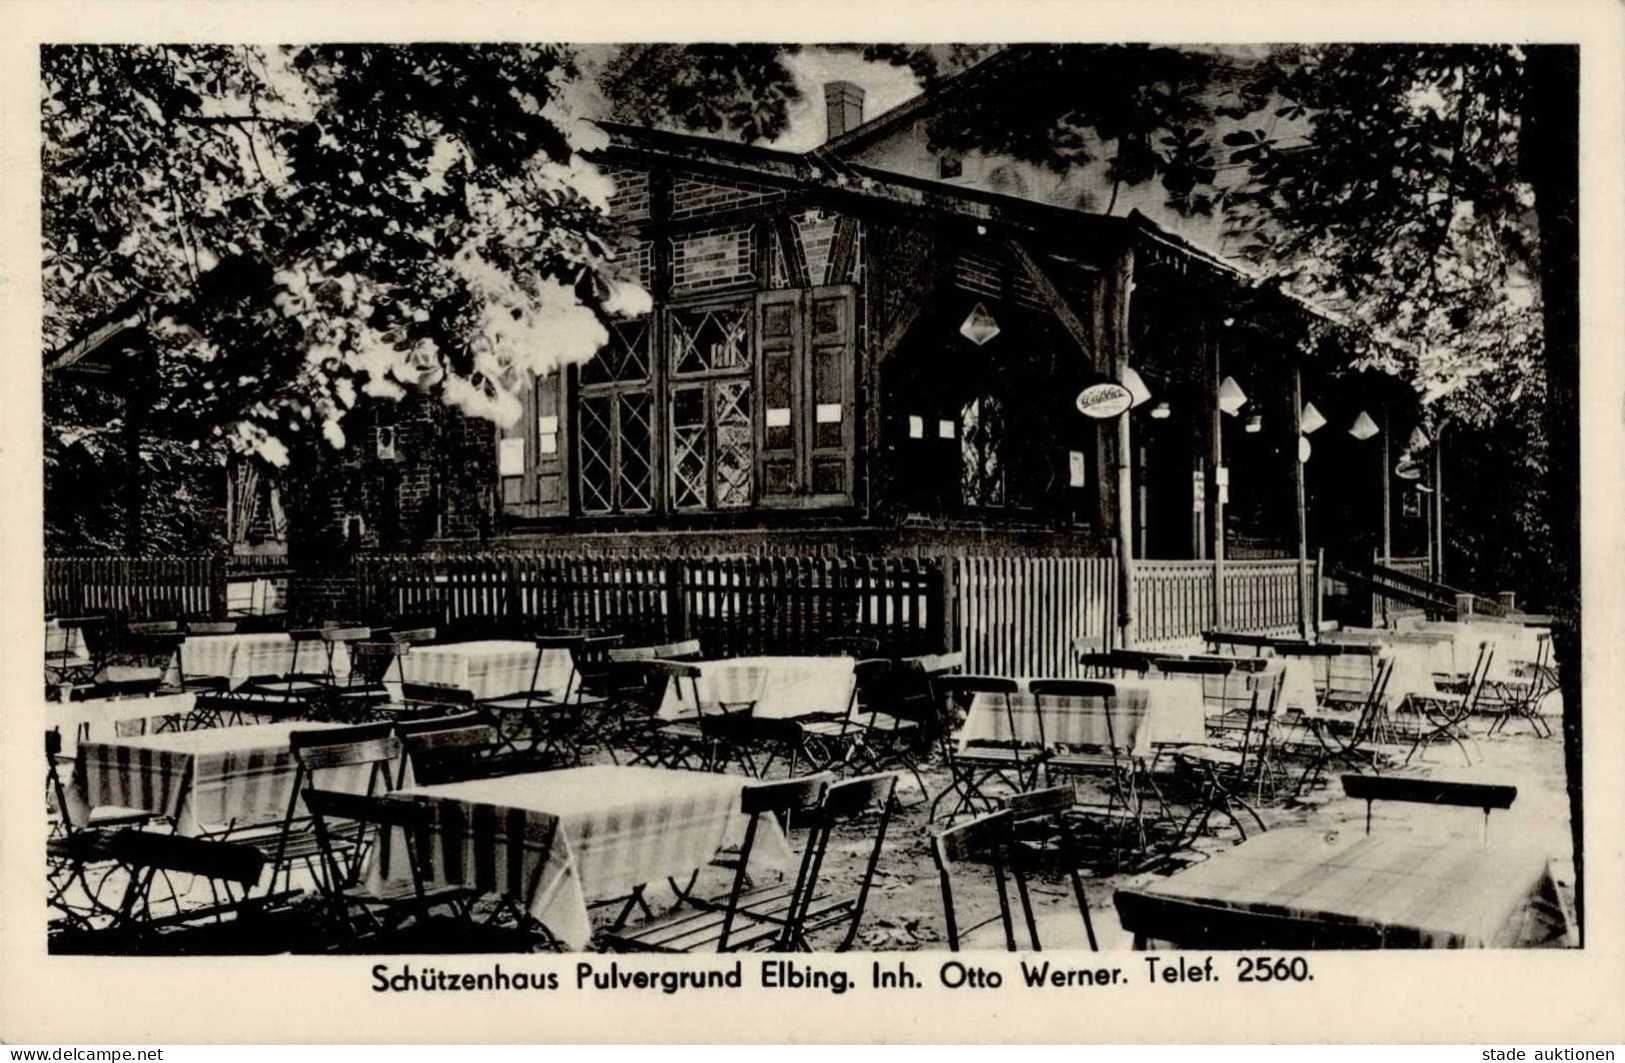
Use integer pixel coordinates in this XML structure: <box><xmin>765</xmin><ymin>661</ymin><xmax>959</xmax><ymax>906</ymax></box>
<box><xmin>1520</xmin><ymin>44</ymin><xmax>1581</xmax><ymax>942</ymax></box>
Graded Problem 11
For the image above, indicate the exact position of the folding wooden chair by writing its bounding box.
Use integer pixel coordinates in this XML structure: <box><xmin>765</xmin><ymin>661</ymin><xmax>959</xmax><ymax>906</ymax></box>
<box><xmin>45</xmin><ymin>728</ymin><xmax>156</xmax><ymax>930</ymax></box>
<box><xmin>998</xmin><ymin>786</ymin><xmax>1099</xmax><ymax>950</ymax></box>
<box><xmin>599</xmin><ymin>774</ymin><xmax>833</xmax><ymax>953</ymax></box>
<box><xmin>709</xmin><ymin>772</ymin><xmax>899</xmax><ymax>951</ymax></box>
<box><xmin>1486</xmin><ymin>631</ymin><xmax>1555</xmax><ymax>738</ymax></box>
<box><xmin>302</xmin><ymin>787</ymin><xmax>476</xmax><ymax>948</ymax></box>
<box><xmin>932</xmin><ymin>809</ymin><xmax>1035</xmax><ymax>951</ymax></box>
<box><xmin>97</xmin><ymin>621</ymin><xmax>182</xmax><ymax>699</ymax></box>
<box><xmin>1028</xmin><ymin>679</ymin><xmax>1155</xmax><ymax>865</ymax></box>
<box><xmin>929</xmin><ymin>675</ymin><xmax>1048</xmax><ymax>822</ymax></box>
<box><xmin>1202</xmin><ymin>631</ymin><xmax>1274</xmax><ymax>657</ymax></box>
<box><xmin>1294</xmin><ymin>657</ymin><xmax>1394</xmax><ymax>796</ymax></box>
<box><xmin>45</xmin><ymin>615</ymin><xmax>111</xmax><ymax>694</ymax></box>
<box><xmin>94</xmin><ymin>831</ymin><xmax>273</xmax><ymax>951</ymax></box>
<box><xmin>1270</xmin><ymin>641</ymin><xmax>1343</xmax><ymax>699</ymax></box>
<box><xmin>225</xmin><ymin>723</ymin><xmax>400</xmax><ymax>897</ymax></box>
<box><xmin>806</xmin><ymin>659</ymin><xmax>929</xmax><ymax>791</ymax></box>
<box><xmin>1168</xmin><ymin>668</ymin><xmax>1285</xmax><ymax>843</ymax></box>
<box><xmin>394</xmin><ymin>711</ymin><xmax>505</xmax><ymax>788</ymax></box>
<box><xmin>1400</xmin><ymin>641</ymin><xmax>1491</xmax><ymax>766</ymax></box>
<box><xmin>629</xmin><ymin>659</ymin><xmax>717</xmax><ymax>769</ymax></box>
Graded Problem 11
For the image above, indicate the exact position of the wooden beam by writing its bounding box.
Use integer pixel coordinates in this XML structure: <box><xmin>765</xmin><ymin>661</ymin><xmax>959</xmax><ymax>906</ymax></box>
<box><xmin>773</xmin><ymin>214</ymin><xmax>811</xmax><ymax>289</ymax></box>
<box><xmin>1006</xmin><ymin>239</ymin><xmax>1096</xmax><ymax>365</ymax></box>
<box><xmin>625</xmin><ymin>194</ymin><xmax>816</xmax><ymax>240</ymax></box>
<box><xmin>826</xmin><ymin>215</ymin><xmax>859</xmax><ymax>285</ymax></box>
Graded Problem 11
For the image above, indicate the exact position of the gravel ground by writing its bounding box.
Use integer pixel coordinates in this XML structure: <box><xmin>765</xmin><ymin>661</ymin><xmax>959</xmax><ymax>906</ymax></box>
<box><xmin>49</xmin><ymin>708</ymin><xmax>1573</xmax><ymax>954</ymax></box>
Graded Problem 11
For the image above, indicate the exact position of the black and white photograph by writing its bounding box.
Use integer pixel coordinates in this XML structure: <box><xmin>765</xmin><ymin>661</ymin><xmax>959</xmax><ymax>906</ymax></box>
<box><xmin>7</xmin><ymin>6</ymin><xmax>1620</xmax><ymax>1044</ymax></box>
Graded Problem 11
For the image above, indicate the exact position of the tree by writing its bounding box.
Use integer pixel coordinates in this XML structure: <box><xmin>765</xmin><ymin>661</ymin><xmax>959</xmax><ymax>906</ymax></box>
<box><xmin>43</xmin><ymin>44</ymin><xmax>649</xmax><ymax>527</ymax></box>
<box><xmin>910</xmin><ymin>42</ymin><xmax>1580</xmax><ymax>938</ymax></box>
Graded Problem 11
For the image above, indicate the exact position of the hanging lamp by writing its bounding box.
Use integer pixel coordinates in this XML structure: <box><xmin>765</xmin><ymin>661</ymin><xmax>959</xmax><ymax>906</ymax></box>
<box><xmin>959</xmin><ymin>302</ymin><xmax>1000</xmax><ymax>346</ymax></box>
<box><xmin>1300</xmin><ymin>402</ymin><xmax>1327</xmax><ymax>435</ymax></box>
<box><xmin>1122</xmin><ymin>366</ymin><xmax>1152</xmax><ymax>408</ymax></box>
<box><xmin>1218</xmin><ymin>376</ymin><xmax>1248</xmax><ymax>416</ymax></box>
<box><xmin>1349</xmin><ymin>410</ymin><xmax>1380</xmax><ymax>441</ymax></box>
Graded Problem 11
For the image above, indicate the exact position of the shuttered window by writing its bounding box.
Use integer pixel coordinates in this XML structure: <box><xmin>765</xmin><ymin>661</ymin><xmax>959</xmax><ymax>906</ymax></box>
<box><xmin>498</xmin><ymin>370</ymin><xmax>569</xmax><ymax>518</ymax></box>
<box><xmin>755</xmin><ymin>285</ymin><xmax>856</xmax><ymax>507</ymax></box>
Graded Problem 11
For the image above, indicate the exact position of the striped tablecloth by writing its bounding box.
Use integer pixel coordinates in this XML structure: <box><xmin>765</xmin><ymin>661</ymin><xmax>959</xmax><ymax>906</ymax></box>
<box><xmin>957</xmin><ymin>676</ymin><xmax>1207</xmax><ymax>758</ymax></box>
<box><xmin>45</xmin><ymin>620</ymin><xmax>88</xmax><ymax>663</ymax></box>
<box><xmin>398</xmin><ymin>640</ymin><xmax>574</xmax><ymax>702</ymax></box>
<box><xmin>179</xmin><ymin>633</ymin><xmax>351</xmax><ymax>690</ymax></box>
<box><xmin>377</xmin><ymin>765</ymin><xmax>794</xmax><ymax>949</ymax></box>
<box><xmin>70</xmin><ymin>721</ymin><xmax>362</xmax><ymax>835</ymax></box>
<box><xmin>1119</xmin><ymin>827</ymin><xmax>1569</xmax><ymax>948</ymax></box>
<box><xmin>53</xmin><ymin>693</ymin><xmax>197</xmax><ymax>752</ymax></box>
<box><xmin>1328</xmin><ymin>627</ymin><xmax>1459</xmax><ymax>677</ymax></box>
<box><xmin>655</xmin><ymin>656</ymin><xmax>856</xmax><ymax>720</ymax></box>
<box><xmin>1396</xmin><ymin>619</ymin><xmax>1553</xmax><ymax>682</ymax></box>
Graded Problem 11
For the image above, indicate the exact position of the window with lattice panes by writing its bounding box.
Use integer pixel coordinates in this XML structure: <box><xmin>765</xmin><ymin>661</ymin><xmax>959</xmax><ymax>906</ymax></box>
<box><xmin>579</xmin><ymin>318</ymin><xmax>655</xmax><ymax>514</ymax></box>
<box><xmin>668</xmin><ymin>299</ymin><xmax>754</xmax><ymax>510</ymax></box>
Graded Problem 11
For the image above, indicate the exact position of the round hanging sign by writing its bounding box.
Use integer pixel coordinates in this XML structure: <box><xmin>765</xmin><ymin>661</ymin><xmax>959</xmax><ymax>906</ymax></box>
<box><xmin>1395</xmin><ymin>461</ymin><xmax>1423</xmax><ymax>481</ymax></box>
<box><xmin>1076</xmin><ymin>383</ymin><xmax>1134</xmax><ymax>419</ymax></box>
<box><xmin>1297</xmin><ymin>435</ymin><xmax>1312</xmax><ymax>464</ymax></box>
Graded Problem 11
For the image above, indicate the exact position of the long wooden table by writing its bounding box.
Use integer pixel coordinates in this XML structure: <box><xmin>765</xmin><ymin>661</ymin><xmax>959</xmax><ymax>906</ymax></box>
<box><xmin>1114</xmin><ymin>827</ymin><xmax>1569</xmax><ymax>949</ymax></box>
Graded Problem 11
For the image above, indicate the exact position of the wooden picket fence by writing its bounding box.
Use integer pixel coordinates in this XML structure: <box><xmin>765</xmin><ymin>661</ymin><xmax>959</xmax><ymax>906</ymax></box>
<box><xmin>349</xmin><ymin>552</ymin><xmax>945</xmax><ymax>656</ymax></box>
<box><xmin>45</xmin><ymin>549</ymin><xmax>1319</xmax><ymax>664</ymax></box>
<box><xmin>1134</xmin><ymin>558</ymin><xmax>1318</xmax><ymax>644</ymax></box>
<box><xmin>954</xmin><ymin>556</ymin><xmax>1118</xmax><ymax>677</ymax></box>
<box><xmin>45</xmin><ymin>556</ymin><xmax>226</xmax><ymax>619</ymax></box>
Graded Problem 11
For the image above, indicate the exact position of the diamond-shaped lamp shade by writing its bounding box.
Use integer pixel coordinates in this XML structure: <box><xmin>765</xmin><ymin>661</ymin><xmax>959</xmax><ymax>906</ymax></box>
<box><xmin>1298</xmin><ymin>435</ymin><xmax>1312</xmax><ymax>463</ymax></box>
<box><xmin>959</xmin><ymin>302</ymin><xmax>1001</xmax><ymax>346</ymax></box>
<box><xmin>1349</xmin><ymin>410</ymin><xmax>1380</xmax><ymax>441</ymax></box>
<box><xmin>1409</xmin><ymin>427</ymin><xmax>1430</xmax><ymax>451</ymax></box>
<box><xmin>1122</xmin><ymin>367</ymin><xmax>1152</xmax><ymax>408</ymax></box>
<box><xmin>1217</xmin><ymin>375</ymin><xmax>1248</xmax><ymax>416</ymax></box>
<box><xmin>1300</xmin><ymin>402</ymin><xmax>1327</xmax><ymax>435</ymax></box>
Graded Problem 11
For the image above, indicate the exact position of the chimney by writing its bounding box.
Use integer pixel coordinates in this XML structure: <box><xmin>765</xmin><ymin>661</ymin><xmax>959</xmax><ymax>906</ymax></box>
<box><xmin>824</xmin><ymin>80</ymin><xmax>865</xmax><ymax>140</ymax></box>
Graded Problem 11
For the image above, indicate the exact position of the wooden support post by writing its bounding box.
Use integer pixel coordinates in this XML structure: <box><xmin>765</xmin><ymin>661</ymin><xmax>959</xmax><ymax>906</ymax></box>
<box><xmin>1432</xmin><ymin>428</ymin><xmax>1445</xmax><ymax>585</ymax></box>
<box><xmin>1381</xmin><ymin>406</ymin><xmax>1393</xmax><ymax>568</ymax></box>
<box><xmin>1109</xmin><ymin>245</ymin><xmax>1137</xmax><ymax>648</ymax></box>
<box><xmin>1210</xmin><ymin>317</ymin><xmax>1226</xmax><ymax>630</ymax></box>
<box><xmin>1293</xmin><ymin>364</ymin><xmax>1310</xmax><ymax>640</ymax></box>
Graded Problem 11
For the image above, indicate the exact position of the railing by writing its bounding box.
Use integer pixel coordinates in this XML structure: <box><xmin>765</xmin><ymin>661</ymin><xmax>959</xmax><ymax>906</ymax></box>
<box><xmin>1373</xmin><ymin>555</ymin><xmax>1433</xmax><ymax>623</ymax></box>
<box><xmin>349</xmin><ymin>552</ymin><xmax>945</xmax><ymax>656</ymax></box>
<box><xmin>45</xmin><ymin>556</ymin><xmax>225</xmax><ymax>620</ymax></box>
<box><xmin>1134</xmin><ymin>558</ymin><xmax>1319</xmax><ymax>645</ymax></box>
<box><xmin>954</xmin><ymin>556</ymin><xmax>1117</xmax><ymax>678</ymax></box>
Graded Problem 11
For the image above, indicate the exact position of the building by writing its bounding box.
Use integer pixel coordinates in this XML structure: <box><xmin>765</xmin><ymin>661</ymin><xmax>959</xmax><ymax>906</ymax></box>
<box><xmin>290</xmin><ymin>54</ymin><xmax>1438</xmax><ymax>636</ymax></box>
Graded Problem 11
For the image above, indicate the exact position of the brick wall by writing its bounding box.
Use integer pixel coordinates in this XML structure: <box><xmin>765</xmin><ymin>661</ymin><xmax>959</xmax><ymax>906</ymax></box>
<box><xmin>601</xmin><ymin>163</ymin><xmax>651</xmax><ymax>222</ymax></box>
<box><xmin>795</xmin><ymin>209</ymin><xmax>838</xmax><ymax>286</ymax></box>
<box><xmin>670</xmin><ymin>227</ymin><xmax>753</xmax><ymax>294</ymax></box>
<box><xmin>669</xmin><ymin>175</ymin><xmax>784</xmax><ymax>220</ymax></box>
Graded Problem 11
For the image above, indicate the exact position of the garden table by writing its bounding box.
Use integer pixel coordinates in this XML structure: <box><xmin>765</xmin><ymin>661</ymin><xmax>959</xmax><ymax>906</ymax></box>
<box><xmin>69</xmin><ymin>720</ymin><xmax>358</xmax><ymax>836</ymax></box>
<box><xmin>1326</xmin><ymin>627</ymin><xmax>1458</xmax><ymax>678</ymax></box>
<box><xmin>956</xmin><ymin>675</ymin><xmax>1207</xmax><ymax>757</ymax></box>
<box><xmin>375</xmin><ymin>764</ymin><xmax>794</xmax><ymax>949</ymax></box>
<box><xmin>654</xmin><ymin>655</ymin><xmax>856</xmax><ymax>720</ymax></box>
<box><xmin>53</xmin><ymin>692</ymin><xmax>197</xmax><ymax>752</ymax></box>
<box><xmin>398</xmin><ymin>639</ymin><xmax>575</xmax><ymax>702</ymax></box>
<box><xmin>180</xmin><ymin>632</ymin><xmax>351</xmax><ymax>690</ymax></box>
<box><xmin>1114</xmin><ymin>826</ymin><xmax>1570</xmax><ymax>948</ymax></box>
